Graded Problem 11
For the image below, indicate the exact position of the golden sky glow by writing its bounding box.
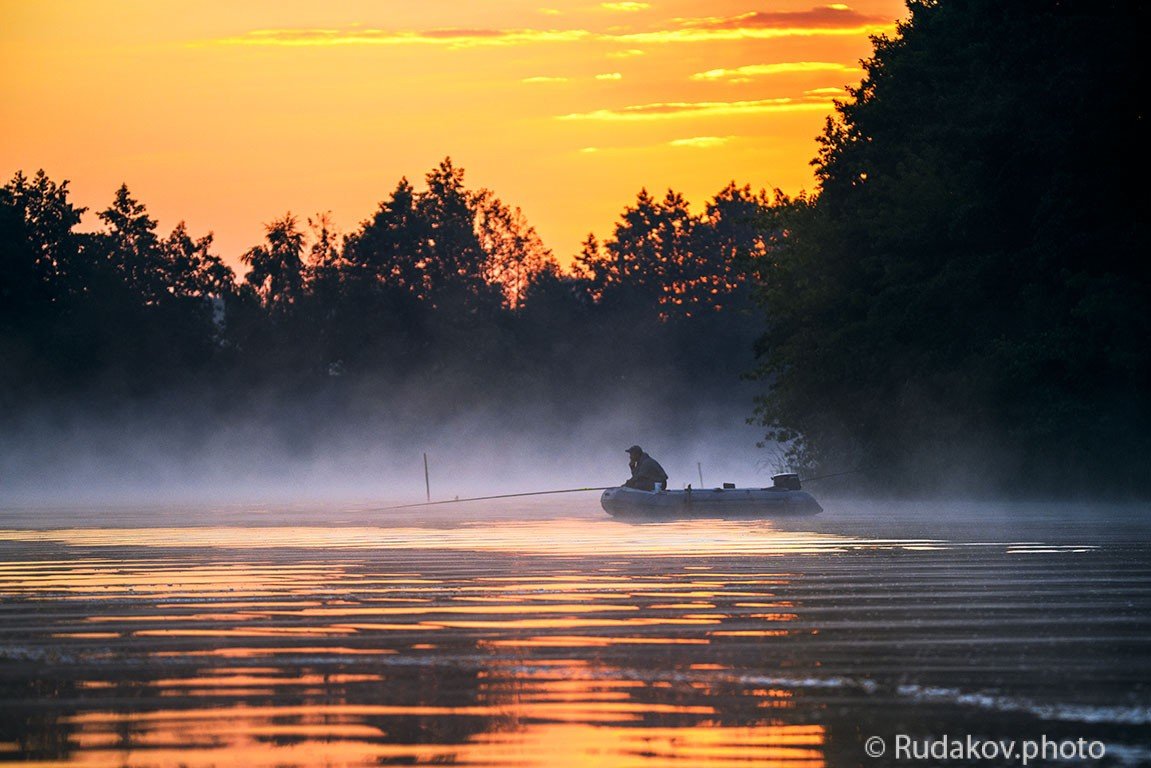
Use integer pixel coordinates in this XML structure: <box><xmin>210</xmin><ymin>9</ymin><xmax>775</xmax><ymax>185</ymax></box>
<box><xmin>0</xmin><ymin>1</ymin><xmax>906</xmax><ymax>267</ymax></box>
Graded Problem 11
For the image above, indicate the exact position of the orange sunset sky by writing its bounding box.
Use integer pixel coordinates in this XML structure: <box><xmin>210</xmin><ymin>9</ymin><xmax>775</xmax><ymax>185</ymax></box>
<box><xmin>2</xmin><ymin>1</ymin><xmax>907</xmax><ymax>268</ymax></box>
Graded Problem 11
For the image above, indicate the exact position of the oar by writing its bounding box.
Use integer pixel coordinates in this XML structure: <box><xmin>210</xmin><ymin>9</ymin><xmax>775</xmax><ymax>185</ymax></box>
<box><xmin>373</xmin><ymin>486</ymin><xmax>615</xmax><ymax>511</ymax></box>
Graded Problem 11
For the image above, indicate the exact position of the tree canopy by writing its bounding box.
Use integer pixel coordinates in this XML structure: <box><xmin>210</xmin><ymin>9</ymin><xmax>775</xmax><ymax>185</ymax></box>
<box><xmin>1</xmin><ymin>160</ymin><xmax>777</xmax><ymax>450</ymax></box>
<box><xmin>751</xmin><ymin>0</ymin><xmax>1148</xmax><ymax>493</ymax></box>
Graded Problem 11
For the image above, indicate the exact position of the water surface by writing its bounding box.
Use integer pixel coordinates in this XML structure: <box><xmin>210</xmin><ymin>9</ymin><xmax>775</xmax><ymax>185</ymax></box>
<box><xmin>1</xmin><ymin>498</ymin><xmax>1148</xmax><ymax>766</ymax></box>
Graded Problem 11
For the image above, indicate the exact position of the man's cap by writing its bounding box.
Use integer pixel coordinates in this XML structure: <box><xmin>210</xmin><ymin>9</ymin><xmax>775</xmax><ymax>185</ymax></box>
<box><xmin>626</xmin><ymin>445</ymin><xmax>643</xmax><ymax>454</ymax></box>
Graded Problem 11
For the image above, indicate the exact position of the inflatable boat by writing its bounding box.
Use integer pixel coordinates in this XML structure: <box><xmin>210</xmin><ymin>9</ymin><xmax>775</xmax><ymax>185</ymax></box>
<box><xmin>600</xmin><ymin>474</ymin><xmax>822</xmax><ymax>519</ymax></box>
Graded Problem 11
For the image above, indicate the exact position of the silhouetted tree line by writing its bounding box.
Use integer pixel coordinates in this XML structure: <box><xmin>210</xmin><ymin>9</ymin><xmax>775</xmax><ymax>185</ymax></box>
<box><xmin>750</xmin><ymin>0</ymin><xmax>1149</xmax><ymax>494</ymax></box>
<box><xmin>1</xmin><ymin>159</ymin><xmax>777</xmax><ymax>438</ymax></box>
<box><xmin>4</xmin><ymin>0</ymin><xmax>1145</xmax><ymax>496</ymax></box>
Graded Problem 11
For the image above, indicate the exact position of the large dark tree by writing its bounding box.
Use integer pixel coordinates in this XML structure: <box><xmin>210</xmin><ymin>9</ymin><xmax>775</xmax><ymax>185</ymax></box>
<box><xmin>576</xmin><ymin>188</ymin><xmax>677</xmax><ymax>310</ymax></box>
<box><xmin>97</xmin><ymin>185</ymin><xmax>168</xmax><ymax>304</ymax></box>
<box><xmin>0</xmin><ymin>172</ymin><xmax>85</xmax><ymax>335</ymax></box>
<box><xmin>0</xmin><ymin>171</ymin><xmax>87</xmax><ymax>402</ymax></box>
<box><xmin>473</xmin><ymin>189</ymin><xmax>553</xmax><ymax>310</ymax></box>
<box><xmin>416</xmin><ymin>158</ymin><xmax>500</xmax><ymax>311</ymax></box>
<box><xmin>241</xmin><ymin>213</ymin><xmax>306</xmax><ymax>316</ymax></box>
<box><xmin>751</xmin><ymin>0</ymin><xmax>1148</xmax><ymax>493</ymax></box>
<box><xmin>345</xmin><ymin>178</ymin><xmax>425</xmax><ymax>296</ymax></box>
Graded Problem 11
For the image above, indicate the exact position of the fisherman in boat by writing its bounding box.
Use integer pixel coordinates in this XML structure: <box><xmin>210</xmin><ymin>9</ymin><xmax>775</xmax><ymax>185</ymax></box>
<box><xmin>623</xmin><ymin>445</ymin><xmax>669</xmax><ymax>491</ymax></box>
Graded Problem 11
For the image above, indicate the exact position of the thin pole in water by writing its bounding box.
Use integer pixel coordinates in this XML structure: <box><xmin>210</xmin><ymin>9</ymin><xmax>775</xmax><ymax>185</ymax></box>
<box><xmin>423</xmin><ymin>453</ymin><xmax>430</xmax><ymax>502</ymax></box>
<box><xmin>697</xmin><ymin>462</ymin><xmax>704</xmax><ymax>487</ymax></box>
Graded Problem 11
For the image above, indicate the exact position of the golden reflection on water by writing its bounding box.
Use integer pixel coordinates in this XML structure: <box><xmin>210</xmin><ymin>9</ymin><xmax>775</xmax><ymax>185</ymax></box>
<box><xmin>37</xmin><ymin>720</ymin><xmax>827</xmax><ymax>768</ymax></box>
<box><xmin>41</xmin><ymin>664</ymin><xmax>826</xmax><ymax>766</ymax></box>
<box><xmin>0</xmin><ymin>524</ymin><xmax>839</xmax><ymax>767</ymax></box>
<box><xmin>2</xmin><ymin>510</ymin><xmax>1123</xmax><ymax>768</ymax></box>
<box><xmin>0</xmin><ymin>517</ymin><xmax>878</xmax><ymax>556</ymax></box>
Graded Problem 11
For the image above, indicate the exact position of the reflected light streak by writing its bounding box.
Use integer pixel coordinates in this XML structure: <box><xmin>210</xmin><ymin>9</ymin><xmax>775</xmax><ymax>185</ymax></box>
<box><xmin>56</xmin><ymin>718</ymin><xmax>826</xmax><ymax>768</ymax></box>
<box><xmin>151</xmin><ymin>646</ymin><xmax>398</xmax><ymax>658</ymax></box>
<box><xmin>0</xmin><ymin>520</ymin><xmax>888</xmax><ymax>557</ymax></box>
<box><xmin>481</xmin><ymin>635</ymin><xmax>711</xmax><ymax>647</ymax></box>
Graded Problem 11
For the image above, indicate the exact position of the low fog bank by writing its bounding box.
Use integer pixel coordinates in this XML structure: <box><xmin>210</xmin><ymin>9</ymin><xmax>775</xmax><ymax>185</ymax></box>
<box><xmin>0</xmin><ymin>389</ymin><xmax>782</xmax><ymax>510</ymax></box>
<box><xmin>6</xmin><ymin>378</ymin><xmax>1145</xmax><ymax>512</ymax></box>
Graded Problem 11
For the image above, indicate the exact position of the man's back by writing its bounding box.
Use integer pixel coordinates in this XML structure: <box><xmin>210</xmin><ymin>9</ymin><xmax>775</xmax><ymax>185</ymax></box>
<box><xmin>627</xmin><ymin>452</ymin><xmax>668</xmax><ymax>491</ymax></box>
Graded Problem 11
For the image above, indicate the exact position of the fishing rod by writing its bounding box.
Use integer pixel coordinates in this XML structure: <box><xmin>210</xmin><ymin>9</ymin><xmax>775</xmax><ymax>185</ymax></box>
<box><xmin>373</xmin><ymin>486</ymin><xmax>614</xmax><ymax>511</ymax></box>
<box><xmin>801</xmin><ymin>467</ymin><xmax>868</xmax><ymax>483</ymax></box>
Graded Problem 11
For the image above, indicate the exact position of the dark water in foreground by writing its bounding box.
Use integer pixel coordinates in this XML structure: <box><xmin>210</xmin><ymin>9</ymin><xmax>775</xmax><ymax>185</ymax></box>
<box><xmin>0</xmin><ymin>499</ymin><xmax>1149</xmax><ymax>767</ymax></box>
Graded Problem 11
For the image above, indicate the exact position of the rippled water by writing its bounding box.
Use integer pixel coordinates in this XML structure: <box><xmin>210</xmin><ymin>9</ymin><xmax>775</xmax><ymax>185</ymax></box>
<box><xmin>1</xmin><ymin>498</ymin><xmax>1149</xmax><ymax>766</ymax></box>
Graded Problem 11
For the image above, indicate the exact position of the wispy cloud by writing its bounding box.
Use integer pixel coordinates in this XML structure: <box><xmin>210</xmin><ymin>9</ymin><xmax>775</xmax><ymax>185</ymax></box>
<box><xmin>212</xmin><ymin>7</ymin><xmax>893</xmax><ymax>50</ymax></box>
<box><xmin>805</xmin><ymin>86</ymin><xmax>848</xmax><ymax>96</ymax></box>
<box><xmin>619</xmin><ymin>5</ymin><xmax>893</xmax><ymax>43</ymax></box>
<box><xmin>215</xmin><ymin>27</ymin><xmax>591</xmax><ymax>49</ymax></box>
<box><xmin>524</xmin><ymin>73</ymin><xmax>626</xmax><ymax>85</ymax></box>
<box><xmin>558</xmin><ymin>94</ymin><xmax>839</xmax><ymax>121</ymax></box>
<box><xmin>669</xmin><ymin>136</ymin><xmax>732</xmax><ymax>148</ymax></box>
<box><xmin>577</xmin><ymin>136</ymin><xmax>737</xmax><ymax>154</ymax></box>
<box><xmin>602</xmin><ymin>2</ymin><xmax>651</xmax><ymax>11</ymax></box>
<box><xmin>674</xmin><ymin>6</ymin><xmax>888</xmax><ymax>31</ymax></box>
<box><xmin>691</xmin><ymin>61</ymin><xmax>861</xmax><ymax>82</ymax></box>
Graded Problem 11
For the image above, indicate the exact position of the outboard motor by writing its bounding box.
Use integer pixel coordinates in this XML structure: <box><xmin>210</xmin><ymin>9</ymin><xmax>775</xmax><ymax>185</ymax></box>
<box><xmin>771</xmin><ymin>473</ymin><xmax>802</xmax><ymax>491</ymax></box>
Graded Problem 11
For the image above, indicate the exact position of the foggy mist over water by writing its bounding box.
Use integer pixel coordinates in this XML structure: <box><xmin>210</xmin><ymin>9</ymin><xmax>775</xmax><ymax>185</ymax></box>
<box><xmin>0</xmin><ymin>388</ymin><xmax>781</xmax><ymax>508</ymax></box>
<box><xmin>4</xmin><ymin>385</ymin><xmax>1125</xmax><ymax>511</ymax></box>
